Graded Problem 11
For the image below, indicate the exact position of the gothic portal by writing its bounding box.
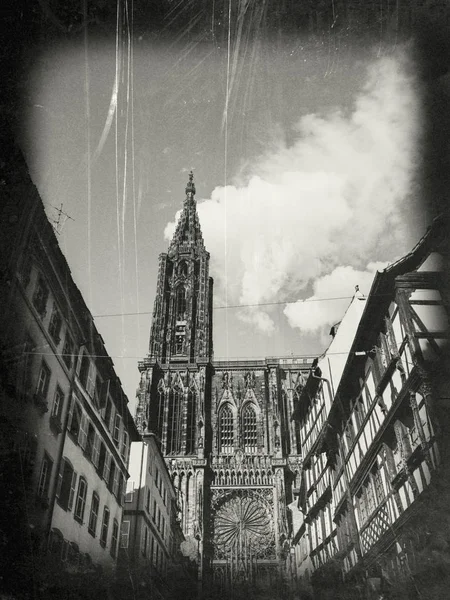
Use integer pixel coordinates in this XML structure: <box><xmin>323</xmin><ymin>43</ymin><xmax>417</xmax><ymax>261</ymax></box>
<box><xmin>136</xmin><ymin>173</ymin><xmax>313</xmax><ymax>589</ymax></box>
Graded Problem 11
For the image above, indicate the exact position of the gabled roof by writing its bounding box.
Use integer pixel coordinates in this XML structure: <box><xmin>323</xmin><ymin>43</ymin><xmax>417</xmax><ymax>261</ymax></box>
<box><xmin>327</xmin><ymin>212</ymin><xmax>448</xmax><ymax>426</ymax></box>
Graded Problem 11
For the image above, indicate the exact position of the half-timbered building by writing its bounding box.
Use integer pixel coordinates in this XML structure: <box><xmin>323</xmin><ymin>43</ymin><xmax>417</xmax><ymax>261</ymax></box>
<box><xmin>291</xmin><ymin>215</ymin><xmax>450</xmax><ymax>599</ymax></box>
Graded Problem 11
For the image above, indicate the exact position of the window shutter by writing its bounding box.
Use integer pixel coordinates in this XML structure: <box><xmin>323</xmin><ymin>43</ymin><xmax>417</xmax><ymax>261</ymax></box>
<box><xmin>78</xmin><ymin>413</ymin><xmax>88</xmax><ymax>449</ymax></box>
<box><xmin>103</xmin><ymin>453</ymin><xmax>111</xmax><ymax>483</ymax></box>
<box><xmin>109</xmin><ymin>407</ymin><xmax>115</xmax><ymax>433</ymax></box>
<box><xmin>66</xmin><ymin>395</ymin><xmax>75</xmax><ymax>432</ymax></box>
<box><xmin>68</xmin><ymin>471</ymin><xmax>77</xmax><ymax>511</ymax></box>
<box><xmin>121</xmin><ymin>474</ymin><xmax>126</xmax><ymax>506</ymax></box>
<box><xmin>99</xmin><ymin>380</ymin><xmax>110</xmax><ymax>409</ymax></box>
<box><xmin>87</xmin><ymin>362</ymin><xmax>96</xmax><ymax>398</ymax></box>
<box><xmin>92</xmin><ymin>433</ymin><xmax>100</xmax><ymax>467</ymax></box>
<box><xmin>121</xmin><ymin>431</ymin><xmax>129</xmax><ymax>461</ymax></box>
<box><xmin>113</xmin><ymin>465</ymin><xmax>120</xmax><ymax>497</ymax></box>
<box><xmin>55</xmin><ymin>462</ymin><xmax>64</xmax><ymax>498</ymax></box>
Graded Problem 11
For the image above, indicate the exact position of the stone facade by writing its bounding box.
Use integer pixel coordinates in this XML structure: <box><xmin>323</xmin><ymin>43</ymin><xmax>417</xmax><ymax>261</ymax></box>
<box><xmin>136</xmin><ymin>174</ymin><xmax>314</xmax><ymax>592</ymax></box>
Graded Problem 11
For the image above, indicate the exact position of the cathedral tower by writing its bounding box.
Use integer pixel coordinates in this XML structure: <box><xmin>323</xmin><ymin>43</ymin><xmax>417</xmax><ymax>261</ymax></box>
<box><xmin>136</xmin><ymin>173</ymin><xmax>311</xmax><ymax>594</ymax></box>
<box><xmin>136</xmin><ymin>172</ymin><xmax>212</xmax><ymax>549</ymax></box>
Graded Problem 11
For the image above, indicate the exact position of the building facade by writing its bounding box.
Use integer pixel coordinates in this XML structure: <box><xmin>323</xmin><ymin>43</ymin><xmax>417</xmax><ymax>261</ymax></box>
<box><xmin>118</xmin><ymin>433</ymin><xmax>189</xmax><ymax>598</ymax></box>
<box><xmin>290</xmin><ymin>216</ymin><xmax>450</xmax><ymax>599</ymax></box>
<box><xmin>135</xmin><ymin>173</ymin><xmax>315</xmax><ymax>592</ymax></box>
<box><xmin>0</xmin><ymin>142</ymin><xmax>140</xmax><ymax>596</ymax></box>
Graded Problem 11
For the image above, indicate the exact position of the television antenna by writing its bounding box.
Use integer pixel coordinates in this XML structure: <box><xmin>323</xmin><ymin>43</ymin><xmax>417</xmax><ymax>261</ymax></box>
<box><xmin>50</xmin><ymin>203</ymin><xmax>74</xmax><ymax>235</ymax></box>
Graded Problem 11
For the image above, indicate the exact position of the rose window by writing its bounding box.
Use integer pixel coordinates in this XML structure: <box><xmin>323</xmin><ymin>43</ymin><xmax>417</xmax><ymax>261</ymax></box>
<box><xmin>214</xmin><ymin>495</ymin><xmax>272</xmax><ymax>556</ymax></box>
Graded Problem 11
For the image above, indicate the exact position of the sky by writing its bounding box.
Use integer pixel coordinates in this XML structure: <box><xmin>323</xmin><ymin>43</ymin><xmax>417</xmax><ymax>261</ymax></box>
<box><xmin>19</xmin><ymin>3</ymin><xmax>431</xmax><ymax>414</ymax></box>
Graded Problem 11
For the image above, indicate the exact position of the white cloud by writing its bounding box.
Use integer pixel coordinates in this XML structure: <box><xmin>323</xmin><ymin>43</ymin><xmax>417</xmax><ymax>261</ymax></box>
<box><xmin>165</xmin><ymin>50</ymin><xmax>420</xmax><ymax>334</ymax></box>
<box><xmin>284</xmin><ymin>263</ymin><xmax>388</xmax><ymax>333</ymax></box>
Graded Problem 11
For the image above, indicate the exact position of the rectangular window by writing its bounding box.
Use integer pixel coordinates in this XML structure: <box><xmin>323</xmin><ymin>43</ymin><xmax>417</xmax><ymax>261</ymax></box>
<box><xmin>37</xmin><ymin>454</ymin><xmax>53</xmax><ymax>499</ymax></box>
<box><xmin>92</xmin><ymin>433</ymin><xmax>101</xmax><ymax>467</ymax></box>
<box><xmin>152</xmin><ymin>499</ymin><xmax>157</xmax><ymax>521</ymax></box>
<box><xmin>74</xmin><ymin>477</ymin><xmax>87</xmax><ymax>523</ymax></box>
<box><xmin>118</xmin><ymin>473</ymin><xmax>124</xmax><ymax>506</ymax></box>
<box><xmin>112</xmin><ymin>463</ymin><xmax>120</xmax><ymax>497</ymax></box>
<box><xmin>161</xmin><ymin>516</ymin><xmax>165</xmax><ymax>540</ymax></box>
<box><xmin>68</xmin><ymin>470</ymin><xmax>77</xmax><ymax>511</ymax></box>
<box><xmin>88</xmin><ymin>492</ymin><xmax>100</xmax><ymax>536</ymax></box>
<box><xmin>100</xmin><ymin>506</ymin><xmax>110</xmax><ymax>547</ymax></box>
<box><xmin>86</xmin><ymin>362</ymin><xmax>96</xmax><ymax>398</ymax></box>
<box><xmin>111</xmin><ymin>519</ymin><xmax>119</xmax><ymax>558</ymax></box>
<box><xmin>103</xmin><ymin>453</ymin><xmax>111</xmax><ymax>483</ymax></box>
<box><xmin>146</xmin><ymin>489</ymin><xmax>151</xmax><ymax>513</ymax></box>
<box><xmin>98</xmin><ymin>378</ymin><xmax>109</xmax><ymax>409</ymax></box>
<box><xmin>78</xmin><ymin>413</ymin><xmax>89</xmax><ymax>450</ymax></box>
<box><xmin>56</xmin><ymin>459</ymin><xmax>77</xmax><ymax>511</ymax></box>
<box><xmin>48</xmin><ymin>306</ymin><xmax>62</xmax><ymax>344</ymax></box>
<box><xmin>78</xmin><ymin>352</ymin><xmax>90</xmax><ymax>389</ymax></box>
<box><xmin>62</xmin><ymin>334</ymin><xmax>74</xmax><ymax>370</ymax></box>
<box><xmin>113</xmin><ymin>414</ymin><xmax>121</xmax><ymax>445</ymax></box>
<box><xmin>120</xmin><ymin>520</ymin><xmax>130</xmax><ymax>548</ymax></box>
<box><xmin>67</xmin><ymin>397</ymin><xmax>82</xmax><ymax>440</ymax></box>
<box><xmin>32</xmin><ymin>275</ymin><xmax>49</xmax><ymax>316</ymax></box>
<box><xmin>104</xmin><ymin>399</ymin><xmax>112</xmax><ymax>430</ymax></box>
<box><xmin>85</xmin><ymin>423</ymin><xmax>96</xmax><ymax>461</ymax></box>
<box><xmin>51</xmin><ymin>386</ymin><xmax>64</xmax><ymax>420</ymax></box>
<box><xmin>121</xmin><ymin>431</ymin><xmax>129</xmax><ymax>462</ymax></box>
<box><xmin>36</xmin><ymin>362</ymin><xmax>51</xmax><ymax>398</ymax></box>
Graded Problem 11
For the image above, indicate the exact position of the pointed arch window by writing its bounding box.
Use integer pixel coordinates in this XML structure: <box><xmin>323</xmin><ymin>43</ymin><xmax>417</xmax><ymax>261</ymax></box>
<box><xmin>175</xmin><ymin>286</ymin><xmax>187</xmax><ymax>321</ymax></box>
<box><xmin>219</xmin><ymin>405</ymin><xmax>234</xmax><ymax>454</ymax></box>
<box><xmin>154</xmin><ymin>386</ymin><xmax>165</xmax><ymax>440</ymax></box>
<box><xmin>166</xmin><ymin>388</ymin><xmax>183</xmax><ymax>455</ymax></box>
<box><xmin>185</xmin><ymin>389</ymin><xmax>197</xmax><ymax>455</ymax></box>
<box><xmin>242</xmin><ymin>404</ymin><xmax>258</xmax><ymax>454</ymax></box>
<box><xmin>178</xmin><ymin>261</ymin><xmax>188</xmax><ymax>277</ymax></box>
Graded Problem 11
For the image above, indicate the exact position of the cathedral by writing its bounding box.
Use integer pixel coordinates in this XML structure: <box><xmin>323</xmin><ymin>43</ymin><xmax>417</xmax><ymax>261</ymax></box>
<box><xmin>135</xmin><ymin>173</ymin><xmax>312</xmax><ymax>589</ymax></box>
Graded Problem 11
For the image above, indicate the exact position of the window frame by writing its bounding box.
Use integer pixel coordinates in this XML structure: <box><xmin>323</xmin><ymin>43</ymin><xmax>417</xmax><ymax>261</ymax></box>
<box><xmin>88</xmin><ymin>492</ymin><xmax>100</xmax><ymax>537</ymax></box>
<box><xmin>48</xmin><ymin>305</ymin><xmax>63</xmax><ymax>344</ymax></box>
<box><xmin>100</xmin><ymin>506</ymin><xmax>110</xmax><ymax>548</ymax></box>
<box><xmin>36</xmin><ymin>361</ymin><xmax>51</xmax><ymax>399</ymax></box>
<box><xmin>37</xmin><ymin>453</ymin><xmax>53</xmax><ymax>500</ymax></box>
<box><xmin>111</xmin><ymin>519</ymin><xmax>119</xmax><ymax>558</ymax></box>
<box><xmin>74</xmin><ymin>476</ymin><xmax>88</xmax><ymax>524</ymax></box>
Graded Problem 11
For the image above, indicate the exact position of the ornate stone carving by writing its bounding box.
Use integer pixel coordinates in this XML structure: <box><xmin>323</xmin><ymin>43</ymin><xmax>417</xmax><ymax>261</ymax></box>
<box><xmin>211</xmin><ymin>489</ymin><xmax>276</xmax><ymax>560</ymax></box>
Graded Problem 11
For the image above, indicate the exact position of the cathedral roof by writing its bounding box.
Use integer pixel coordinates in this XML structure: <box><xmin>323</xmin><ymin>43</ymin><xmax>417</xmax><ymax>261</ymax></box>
<box><xmin>168</xmin><ymin>171</ymin><xmax>206</xmax><ymax>254</ymax></box>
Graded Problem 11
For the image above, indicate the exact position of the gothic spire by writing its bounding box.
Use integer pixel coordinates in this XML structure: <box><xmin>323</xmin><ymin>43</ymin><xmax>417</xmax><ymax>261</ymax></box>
<box><xmin>185</xmin><ymin>170</ymin><xmax>196</xmax><ymax>197</ymax></box>
<box><xmin>169</xmin><ymin>170</ymin><xmax>205</xmax><ymax>253</ymax></box>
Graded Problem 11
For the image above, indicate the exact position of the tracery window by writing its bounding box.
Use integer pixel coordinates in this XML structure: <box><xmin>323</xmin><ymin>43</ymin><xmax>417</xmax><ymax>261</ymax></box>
<box><xmin>155</xmin><ymin>387</ymin><xmax>165</xmax><ymax>440</ymax></box>
<box><xmin>166</xmin><ymin>388</ymin><xmax>183</xmax><ymax>454</ymax></box>
<box><xmin>242</xmin><ymin>404</ymin><xmax>258</xmax><ymax>454</ymax></box>
<box><xmin>185</xmin><ymin>389</ymin><xmax>197</xmax><ymax>454</ymax></box>
<box><xmin>175</xmin><ymin>286</ymin><xmax>187</xmax><ymax>321</ymax></box>
<box><xmin>178</xmin><ymin>261</ymin><xmax>188</xmax><ymax>277</ymax></box>
<box><xmin>219</xmin><ymin>405</ymin><xmax>234</xmax><ymax>454</ymax></box>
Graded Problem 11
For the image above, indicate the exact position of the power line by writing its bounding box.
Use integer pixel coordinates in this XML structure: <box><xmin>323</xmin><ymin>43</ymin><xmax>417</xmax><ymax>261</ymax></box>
<box><xmin>92</xmin><ymin>294</ymin><xmax>361</xmax><ymax>318</ymax></box>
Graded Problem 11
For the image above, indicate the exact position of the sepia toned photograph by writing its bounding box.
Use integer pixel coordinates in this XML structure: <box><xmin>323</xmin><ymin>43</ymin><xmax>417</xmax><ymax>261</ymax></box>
<box><xmin>1</xmin><ymin>2</ymin><xmax>450</xmax><ymax>599</ymax></box>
